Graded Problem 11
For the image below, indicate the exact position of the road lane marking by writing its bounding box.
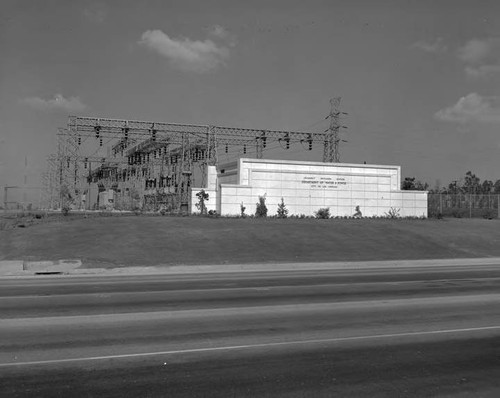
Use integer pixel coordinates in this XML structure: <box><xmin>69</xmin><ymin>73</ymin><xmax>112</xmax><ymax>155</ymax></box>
<box><xmin>2</xmin><ymin>325</ymin><xmax>500</xmax><ymax>368</ymax></box>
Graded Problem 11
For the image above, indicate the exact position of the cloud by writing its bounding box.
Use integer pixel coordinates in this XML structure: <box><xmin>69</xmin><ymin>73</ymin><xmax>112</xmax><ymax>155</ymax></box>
<box><xmin>465</xmin><ymin>64</ymin><xmax>500</xmax><ymax>78</ymax></box>
<box><xmin>458</xmin><ymin>38</ymin><xmax>500</xmax><ymax>78</ymax></box>
<box><xmin>209</xmin><ymin>25</ymin><xmax>230</xmax><ymax>40</ymax></box>
<box><xmin>458</xmin><ymin>39</ymin><xmax>491</xmax><ymax>63</ymax></box>
<box><xmin>412</xmin><ymin>37</ymin><xmax>447</xmax><ymax>53</ymax></box>
<box><xmin>83</xmin><ymin>3</ymin><xmax>107</xmax><ymax>23</ymax></box>
<box><xmin>207</xmin><ymin>24</ymin><xmax>237</xmax><ymax>46</ymax></box>
<box><xmin>139</xmin><ymin>29</ymin><xmax>231</xmax><ymax>73</ymax></box>
<box><xmin>435</xmin><ymin>93</ymin><xmax>500</xmax><ymax>123</ymax></box>
<box><xmin>22</xmin><ymin>94</ymin><xmax>87</xmax><ymax>113</ymax></box>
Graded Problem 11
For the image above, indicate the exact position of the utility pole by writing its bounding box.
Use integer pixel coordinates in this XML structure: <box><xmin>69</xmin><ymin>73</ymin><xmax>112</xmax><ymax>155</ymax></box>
<box><xmin>3</xmin><ymin>186</ymin><xmax>7</xmax><ymax>215</ymax></box>
<box><xmin>324</xmin><ymin>97</ymin><xmax>347</xmax><ymax>163</ymax></box>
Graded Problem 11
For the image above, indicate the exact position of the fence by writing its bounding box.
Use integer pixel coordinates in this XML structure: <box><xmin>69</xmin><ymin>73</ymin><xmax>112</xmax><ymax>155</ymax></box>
<box><xmin>2</xmin><ymin>186</ymin><xmax>45</xmax><ymax>214</ymax></box>
<box><xmin>2</xmin><ymin>185</ymin><xmax>181</xmax><ymax>215</ymax></box>
<box><xmin>428</xmin><ymin>193</ymin><xmax>500</xmax><ymax>219</ymax></box>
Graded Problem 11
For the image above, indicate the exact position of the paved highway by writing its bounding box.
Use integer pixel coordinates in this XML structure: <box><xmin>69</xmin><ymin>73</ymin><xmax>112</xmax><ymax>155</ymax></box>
<box><xmin>1</xmin><ymin>262</ymin><xmax>500</xmax><ymax>397</ymax></box>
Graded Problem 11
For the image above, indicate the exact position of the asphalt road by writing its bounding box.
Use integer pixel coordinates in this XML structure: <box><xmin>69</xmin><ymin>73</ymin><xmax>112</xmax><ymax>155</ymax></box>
<box><xmin>1</xmin><ymin>262</ymin><xmax>500</xmax><ymax>397</ymax></box>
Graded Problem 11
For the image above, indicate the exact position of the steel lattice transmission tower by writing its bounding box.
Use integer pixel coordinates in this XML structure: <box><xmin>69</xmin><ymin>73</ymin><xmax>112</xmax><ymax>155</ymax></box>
<box><xmin>323</xmin><ymin>97</ymin><xmax>347</xmax><ymax>163</ymax></box>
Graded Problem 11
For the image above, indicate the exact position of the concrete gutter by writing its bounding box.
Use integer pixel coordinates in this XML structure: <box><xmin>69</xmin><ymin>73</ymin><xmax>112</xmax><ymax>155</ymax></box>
<box><xmin>0</xmin><ymin>259</ymin><xmax>82</xmax><ymax>276</ymax></box>
<box><xmin>1</xmin><ymin>257</ymin><xmax>500</xmax><ymax>278</ymax></box>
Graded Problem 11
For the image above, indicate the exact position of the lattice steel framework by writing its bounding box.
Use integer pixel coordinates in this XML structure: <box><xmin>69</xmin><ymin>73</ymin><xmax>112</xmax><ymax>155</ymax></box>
<box><xmin>323</xmin><ymin>97</ymin><xmax>347</xmax><ymax>163</ymax></box>
<box><xmin>45</xmin><ymin>115</ymin><xmax>334</xmax><ymax>211</ymax></box>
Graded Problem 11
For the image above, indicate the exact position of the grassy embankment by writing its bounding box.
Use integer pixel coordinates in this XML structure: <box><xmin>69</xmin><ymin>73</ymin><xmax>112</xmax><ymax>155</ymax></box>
<box><xmin>1</xmin><ymin>214</ymin><xmax>500</xmax><ymax>267</ymax></box>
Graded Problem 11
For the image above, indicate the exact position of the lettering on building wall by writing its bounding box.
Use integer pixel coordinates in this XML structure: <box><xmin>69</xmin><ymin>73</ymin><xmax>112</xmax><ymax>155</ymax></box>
<box><xmin>301</xmin><ymin>176</ymin><xmax>348</xmax><ymax>189</ymax></box>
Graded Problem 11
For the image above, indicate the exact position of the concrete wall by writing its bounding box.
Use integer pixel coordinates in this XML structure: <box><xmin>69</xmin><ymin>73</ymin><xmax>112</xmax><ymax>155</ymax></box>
<box><xmin>192</xmin><ymin>159</ymin><xmax>428</xmax><ymax>217</ymax></box>
<box><xmin>190</xmin><ymin>165</ymin><xmax>218</xmax><ymax>213</ymax></box>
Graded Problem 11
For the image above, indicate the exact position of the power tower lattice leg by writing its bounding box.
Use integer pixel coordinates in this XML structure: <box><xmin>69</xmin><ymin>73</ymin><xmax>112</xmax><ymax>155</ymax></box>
<box><xmin>323</xmin><ymin>97</ymin><xmax>346</xmax><ymax>163</ymax></box>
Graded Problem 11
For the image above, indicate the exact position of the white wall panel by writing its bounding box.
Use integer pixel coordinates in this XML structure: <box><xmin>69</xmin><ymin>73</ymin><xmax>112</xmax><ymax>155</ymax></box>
<box><xmin>203</xmin><ymin>159</ymin><xmax>428</xmax><ymax>217</ymax></box>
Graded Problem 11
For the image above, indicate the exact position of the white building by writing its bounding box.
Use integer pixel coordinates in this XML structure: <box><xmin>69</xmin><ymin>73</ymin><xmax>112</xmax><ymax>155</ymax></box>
<box><xmin>191</xmin><ymin>158</ymin><xmax>427</xmax><ymax>217</ymax></box>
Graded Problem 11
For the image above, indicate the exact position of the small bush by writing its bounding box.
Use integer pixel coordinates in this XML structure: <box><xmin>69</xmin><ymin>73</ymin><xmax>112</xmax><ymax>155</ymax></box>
<box><xmin>255</xmin><ymin>195</ymin><xmax>268</xmax><ymax>218</ymax></box>
<box><xmin>385</xmin><ymin>207</ymin><xmax>400</xmax><ymax>219</ymax></box>
<box><xmin>482</xmin><ymin>208</ymin><xmax>497</xmax><ymax>219</ymax></box>
<box><xmin>276</xmin><ymin>198</ymin><xmax>289</xmax><ymax>219</ymax></box>
<box><xmin>208</xmin><ymin>210</ymin><xmax>218</xmax><ymax>217</ymax></box>
<box><xmin>448</xmin><ymin>207</ymin><xmax>467</xmax><ymax>218</ymax></box>
<box><xmin>315</xmin><ymin>207</ymin><xmax>330</xmax><ymax>219</ymax></box>
<box><xmin>61</xmin><ymin>206</ymin><xmax>71</xmax><ymax>216</ymax></box>
<box><xmin>240</xmin><ymin>202</ymin><xmax>246</xmax><ymax>218</ymax></box>
<box><xmin>353</xmin><ymin>205</ymin><xmax>363</xmax><ymax>218</ymax></box>
<box><xmin>428</xmin><ymin>208</ymin><xmax>443</xmax><ymax>219</ymax></box>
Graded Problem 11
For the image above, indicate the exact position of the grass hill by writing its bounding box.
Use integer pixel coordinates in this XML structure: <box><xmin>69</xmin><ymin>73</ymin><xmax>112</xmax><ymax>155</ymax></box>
<box><xmin>1</xmin><ymin>214</ymin><xmax>500</xmax><ymax>267</ymax></box>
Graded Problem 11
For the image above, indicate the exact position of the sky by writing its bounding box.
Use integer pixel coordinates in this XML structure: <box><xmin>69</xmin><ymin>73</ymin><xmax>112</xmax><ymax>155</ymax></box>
<box><xmin>1</xmin><ymin>0</ymin><xmax>500</xmax><ymax>191</ymax></box>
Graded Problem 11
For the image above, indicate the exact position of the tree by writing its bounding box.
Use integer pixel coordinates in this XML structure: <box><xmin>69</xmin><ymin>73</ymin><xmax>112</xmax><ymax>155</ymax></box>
<box><xmin>446</xmin><ymin>180</ymin><xmax>462</xmax><ymax>194</ymax></box>
<box><xmin>402</xmin><ymin>177</ymin><xmax>429</xmax><ymax>191</ymax></box>
<box><xmin>494</xmin><ymin>180</ymin><xmax>500</xmax><ymax>194</ymax></box>
<box><xmin>463</xmin><ymin>171</ymin><xmax>480</xmax><ymax>194</ymax></box>
<box><xmin>59</xmin><ymin>185</ymin><xmax>74</xmax><ymax>214</ymax></box>
<box><xmin>402</xmin><ymin>177</ymin><xmax>416</xmax><ymax>190</ymax></box>
<box><xmin>481</xmin><ymin>180</ymin><xmax>494</xmax><ymax>194</ymax></box>
<box><xmin>255</xmin><ymin>195</ymin><xmax>268</xmax><ymax>217</ymax></box>
<box><xmin>415</xmin><ymin>180</ymin><xmax>429</xmax><ymax>191</ymax></box>
<box><xmin>276</xmin><ymin>198</ymin><xmax>289</xmax><ymax>218</ymax></box>
<box><xmin>195</xmin><ymin>190</ymin><xmax>209</xmax><ymax>215</ymax></box>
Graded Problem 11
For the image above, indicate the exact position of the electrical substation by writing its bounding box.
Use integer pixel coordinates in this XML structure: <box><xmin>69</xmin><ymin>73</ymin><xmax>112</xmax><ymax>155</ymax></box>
<box><xmin>43</xmin><ymin>98</ymin><xmax>346</xmax><ymax>213</ymax></box>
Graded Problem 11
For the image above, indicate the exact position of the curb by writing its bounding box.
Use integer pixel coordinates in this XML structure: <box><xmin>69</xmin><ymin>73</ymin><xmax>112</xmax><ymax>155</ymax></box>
<box><xmin>0</xmin><ymin>259</ymin><xmax>82</xmax><ymax>276</ymax></box>
<box><xmin>1</xmin><ymin>257</ymin><xmax>500</xmax><ymax>278</ymax></box>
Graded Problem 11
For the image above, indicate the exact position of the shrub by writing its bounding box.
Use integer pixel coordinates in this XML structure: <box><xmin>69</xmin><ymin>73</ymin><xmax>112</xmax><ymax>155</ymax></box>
<box><xmin>448</xmin><ymin>207</ymin><xmax>467</xmax><ymax>218</ymax></box>
<box><xmin>61</xmin><ymin>205</ymin><xmax>71</xmax><ymax>216</ymax></box>
<box><xmin>314</xmin><ymin>207</ymin><xmax>330</xmax><ymax>219</ymax></box>
<box><xmin>208</xmin><ymin>210</ymin><xmax>218</xmax><ymax>217</ymax></box>
<box><xmin>482</xmin><ymin>208</ymin><xmax>497</xmax><ymax>219</ymax></box>
<box><xmin>428</xmin><ymin>208</ymin><xmax>443</xmax><ymax>219</ymax></box>
<box><xmin>240</xmin><ymin>202</ymin><xmax>246</xmax><ymax>218</ymax></box>
<box><xmin>353</xmin><ymin>205</ymin><xmax>363</xmax><ymax>218</ymax></box>
<box><xmin>276</xmin><ymin>198</ymin><xmax>289</xmax><ymax>219</ymax></box>
<box><xmin>255</xmin><ymin>195</ymin><xmax>268</xmax><ymax>218</ymax></box>
<box><xmin>385</xmin><ymin>207</ymin><xmax>400</xmax><ymax>219</ymax></box>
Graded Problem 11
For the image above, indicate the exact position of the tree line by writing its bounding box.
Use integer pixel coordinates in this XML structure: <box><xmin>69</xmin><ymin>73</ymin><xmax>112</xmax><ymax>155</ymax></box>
<box><xmin>402</xmin><ymin>171</ymin><xmax>500</xmax><ymax>194</ymax></box>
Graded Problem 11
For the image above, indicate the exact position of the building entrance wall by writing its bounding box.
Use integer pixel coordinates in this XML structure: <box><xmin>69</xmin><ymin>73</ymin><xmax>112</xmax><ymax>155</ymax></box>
<box><xmin>191</xmin><ymin>158</ymin><xmax>427</xmax><ymax>217</ymax></box>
